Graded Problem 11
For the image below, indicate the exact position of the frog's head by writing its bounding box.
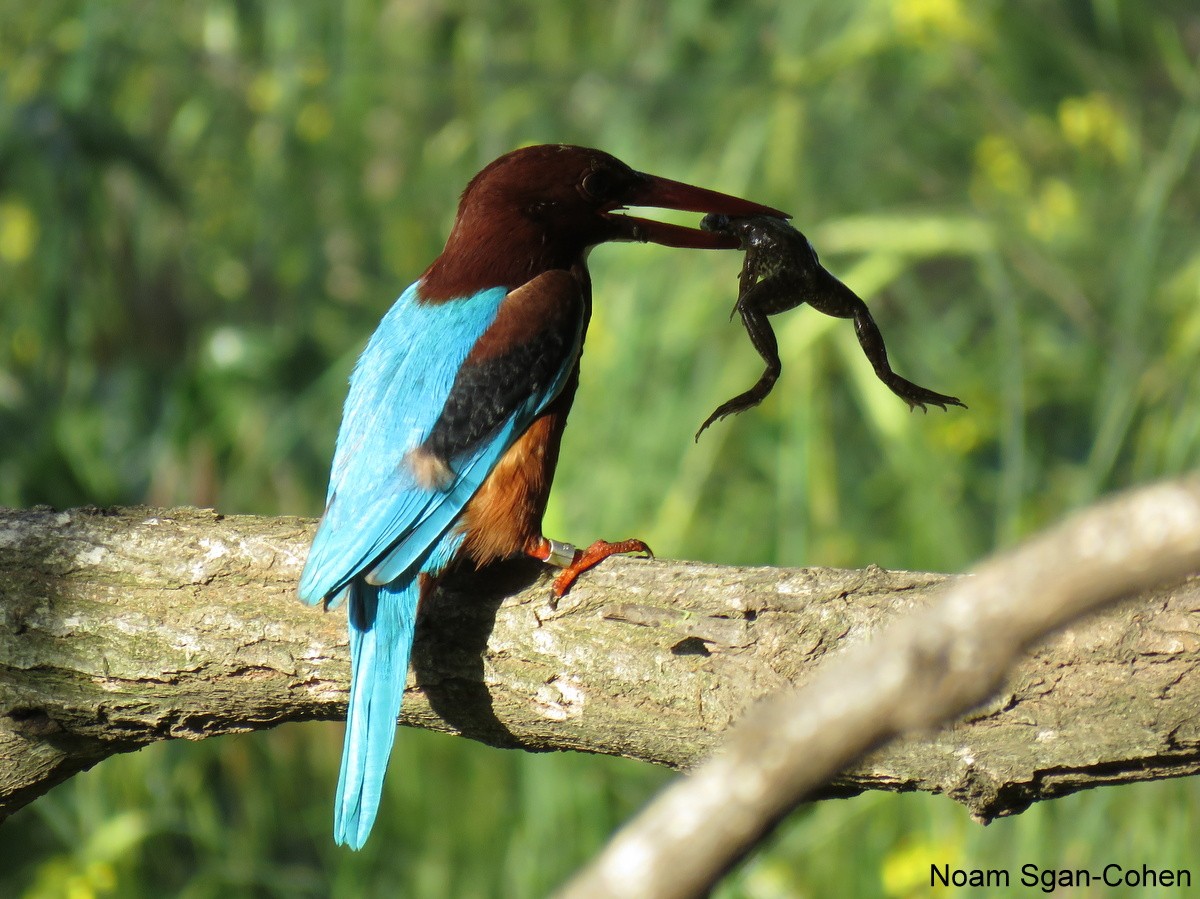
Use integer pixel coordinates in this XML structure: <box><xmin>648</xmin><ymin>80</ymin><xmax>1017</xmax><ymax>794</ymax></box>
<box><xmin>701</xmin><ymin>213</ymin><xmax>810</xmax><ymax>257</ymax></box>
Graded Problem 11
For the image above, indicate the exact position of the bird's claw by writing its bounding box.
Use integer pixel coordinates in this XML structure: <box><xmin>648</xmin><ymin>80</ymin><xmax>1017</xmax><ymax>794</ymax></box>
<box><xmin>551</xmin><ymin>538</ymin><xmax>653</xmax><ymax>599</ymax></box>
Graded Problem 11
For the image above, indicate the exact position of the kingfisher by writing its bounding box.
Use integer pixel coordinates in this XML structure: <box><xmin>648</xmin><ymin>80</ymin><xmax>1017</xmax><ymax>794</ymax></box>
<box><xmin>298</xmin><ymin>144</ymin><xmax>784</xmax><ymax>849</ymax></box>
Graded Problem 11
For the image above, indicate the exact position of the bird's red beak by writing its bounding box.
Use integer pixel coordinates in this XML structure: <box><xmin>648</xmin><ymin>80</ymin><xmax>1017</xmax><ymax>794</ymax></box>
<box><xmin>608</xmin><ymin>173</ymin><xmax>789</xmax><ymax>249</ymax></box>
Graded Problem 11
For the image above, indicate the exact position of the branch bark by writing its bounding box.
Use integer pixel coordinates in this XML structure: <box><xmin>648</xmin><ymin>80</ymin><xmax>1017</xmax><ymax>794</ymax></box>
<box><xmin>1</xmin><ymin>502</ymin><xmax>1199</xmax><ymax>828</ymax></box>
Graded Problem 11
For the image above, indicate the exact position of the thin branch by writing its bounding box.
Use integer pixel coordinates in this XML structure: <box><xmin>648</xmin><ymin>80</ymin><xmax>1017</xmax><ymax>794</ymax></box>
<box><xmin>556</xmin><ymin>476</ymin><xmax>1200</xmax><ymax>899</ymax></box>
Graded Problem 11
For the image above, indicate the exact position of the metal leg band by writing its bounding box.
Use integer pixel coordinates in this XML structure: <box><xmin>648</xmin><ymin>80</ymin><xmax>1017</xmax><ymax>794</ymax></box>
<box><xmin>544</xmin><ymin>539</ymin><xmax>577</xmax><ymax>568</ymax></box>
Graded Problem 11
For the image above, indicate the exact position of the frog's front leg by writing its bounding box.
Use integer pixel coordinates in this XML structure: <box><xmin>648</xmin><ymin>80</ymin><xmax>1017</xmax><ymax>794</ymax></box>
<box><xmin>807</xmin><ymin>275</ymin><xmax>966</xmax><ymax>412</ymax></box>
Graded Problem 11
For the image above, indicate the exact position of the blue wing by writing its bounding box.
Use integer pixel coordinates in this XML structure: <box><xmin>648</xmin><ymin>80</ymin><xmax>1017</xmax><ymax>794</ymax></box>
<box><xmin>300</xmin><ymin>270</ymin><xmax>585</xmax><ymax>849</ymax></box>
<box><xmin>298</xmin><ymin>281</ymin><xmax>509</xmax><ymax>605</ymax></box>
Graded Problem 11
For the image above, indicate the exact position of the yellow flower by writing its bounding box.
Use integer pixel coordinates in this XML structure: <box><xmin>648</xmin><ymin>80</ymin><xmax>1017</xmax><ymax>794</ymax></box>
<box><xmin>1025</xmin><ymin>178</ymin><xmax>1079</xmax><ymax>242</ymax></box>
<box><xmin>973</xmin><ymin>134</ymin><xmax>1031</xmax><ymax>198</ymax></box>
<box><xmin>1058</xmin><ymin>92</ymin><xmax>1132</xmax><ymax>163</ymax></box>
<box><xmin>0</xmin><ymin>200</ymin><xmax>37</xmax><ymax>263</ymax></box>
<box><xmin>891</xmin><ymin>0</ymin><xmax>978</xmax><ymax>44</ymax></box>
<box><xmin>296</xmin><ymin>102</ymin><xmax>334</xmax><ymax>143</ymax></box>
<box><xmin>247</xmin><ymin>72</ymin><xmax>283</xmax><ymax>114</ymax></box>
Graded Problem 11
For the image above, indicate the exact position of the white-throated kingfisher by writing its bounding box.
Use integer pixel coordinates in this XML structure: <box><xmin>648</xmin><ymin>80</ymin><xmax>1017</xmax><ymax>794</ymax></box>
<box><xmin>298</xmin><ymin>144</ymin><xmax>785</xmax><ymax>849</ymax></box>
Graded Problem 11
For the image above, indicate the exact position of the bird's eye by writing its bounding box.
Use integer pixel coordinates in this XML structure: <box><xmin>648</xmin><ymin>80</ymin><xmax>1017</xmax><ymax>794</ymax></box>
<box><xmin>580</xmin><ymin>168</ymin><xmax>617</xmax><ymax>202</ymax></box>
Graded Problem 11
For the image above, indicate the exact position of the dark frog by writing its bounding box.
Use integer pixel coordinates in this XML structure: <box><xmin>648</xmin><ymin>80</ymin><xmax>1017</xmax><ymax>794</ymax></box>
<box><xmin>695</xmin><ymin>213</ymin><xmax>965</xmax><ymax>440</ymax></box>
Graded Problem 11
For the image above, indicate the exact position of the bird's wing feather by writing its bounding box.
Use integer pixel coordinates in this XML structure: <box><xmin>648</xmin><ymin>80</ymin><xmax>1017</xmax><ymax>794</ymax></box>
<box><xmin>299</xmin><ymin>271</ymin><xmax>584</xmax><ymax>603</ymax></box>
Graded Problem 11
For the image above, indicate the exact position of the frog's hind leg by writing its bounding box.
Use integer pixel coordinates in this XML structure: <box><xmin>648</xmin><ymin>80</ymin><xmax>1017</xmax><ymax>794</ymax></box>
<box><xmin>696</xmin><ymin>301</ymin><xmax>783</xmax><ymax>441</ymax></box>
<box><xmin>808</xmin><ymin>275</ymin><xmax>965</xmax><ymax>412</ymax></box>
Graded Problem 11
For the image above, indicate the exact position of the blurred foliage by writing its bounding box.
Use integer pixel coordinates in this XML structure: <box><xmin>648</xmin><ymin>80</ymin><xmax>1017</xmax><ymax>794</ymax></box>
<box><xmin>2</xmin><ymin>0</ymin><xmax>1200</xmax><ymax>895</ymax></box>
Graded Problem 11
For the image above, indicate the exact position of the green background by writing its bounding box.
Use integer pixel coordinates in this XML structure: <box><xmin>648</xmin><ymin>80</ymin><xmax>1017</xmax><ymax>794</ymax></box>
<box><xmin>3</xmin><ymin>0</ymin><xmax>1200</xmax><ymax>895</ymax></box>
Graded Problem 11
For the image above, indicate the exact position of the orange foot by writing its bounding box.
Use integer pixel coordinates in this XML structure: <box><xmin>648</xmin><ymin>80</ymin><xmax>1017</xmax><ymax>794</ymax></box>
<box><xmin>526</xmin><ymin>537</ymin><xmax>653</xmax><ymax>598</ymax></box>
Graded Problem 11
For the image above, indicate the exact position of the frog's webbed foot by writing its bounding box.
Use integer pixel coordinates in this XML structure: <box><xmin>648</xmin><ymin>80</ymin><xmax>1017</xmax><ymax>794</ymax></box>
<box><xmin>879</xmin><ymin>373</ymin><xmax>966</xmax><ymax>412</ymax></box>
<box><xmin>695</xmin><ymin>371</ymin><xmax>780</xmax><ymax>441</ymax></box>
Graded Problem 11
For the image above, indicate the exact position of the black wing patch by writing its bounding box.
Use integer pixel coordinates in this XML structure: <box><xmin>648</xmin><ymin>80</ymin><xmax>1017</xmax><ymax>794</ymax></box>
<box><xmin>420</xmin><ymin>270</ymin><xmax>584</xmax><ymax>465</ymax></box>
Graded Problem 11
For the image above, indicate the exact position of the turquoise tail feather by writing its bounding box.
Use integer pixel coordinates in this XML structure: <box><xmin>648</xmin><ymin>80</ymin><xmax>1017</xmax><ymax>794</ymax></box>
<box><xmin>333</xmin><ymin>577</ymin><xmax>420</xmax><ymax>850</ymax></box>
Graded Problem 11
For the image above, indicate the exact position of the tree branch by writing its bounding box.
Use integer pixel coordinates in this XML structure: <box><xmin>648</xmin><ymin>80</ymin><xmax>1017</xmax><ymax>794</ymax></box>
<box><xmin>2</xmin><ymin>501</ymin><xmax>1199</xmax><ymax>829</ymax></box>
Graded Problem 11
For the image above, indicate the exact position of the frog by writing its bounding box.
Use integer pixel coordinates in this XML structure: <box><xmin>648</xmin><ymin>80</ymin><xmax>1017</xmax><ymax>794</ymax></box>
<box><xmin>696</xmin><ymin>213</ymin><xmax>965</xmax><ymax>440</ymax></box>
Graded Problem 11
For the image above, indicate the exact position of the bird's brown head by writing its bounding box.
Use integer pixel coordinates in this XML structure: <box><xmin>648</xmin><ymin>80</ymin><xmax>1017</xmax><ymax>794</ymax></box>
<box><xmin>424</xmin><ymin>144</ymin><xmax>787</xmax><ymax>297</ymax></box>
